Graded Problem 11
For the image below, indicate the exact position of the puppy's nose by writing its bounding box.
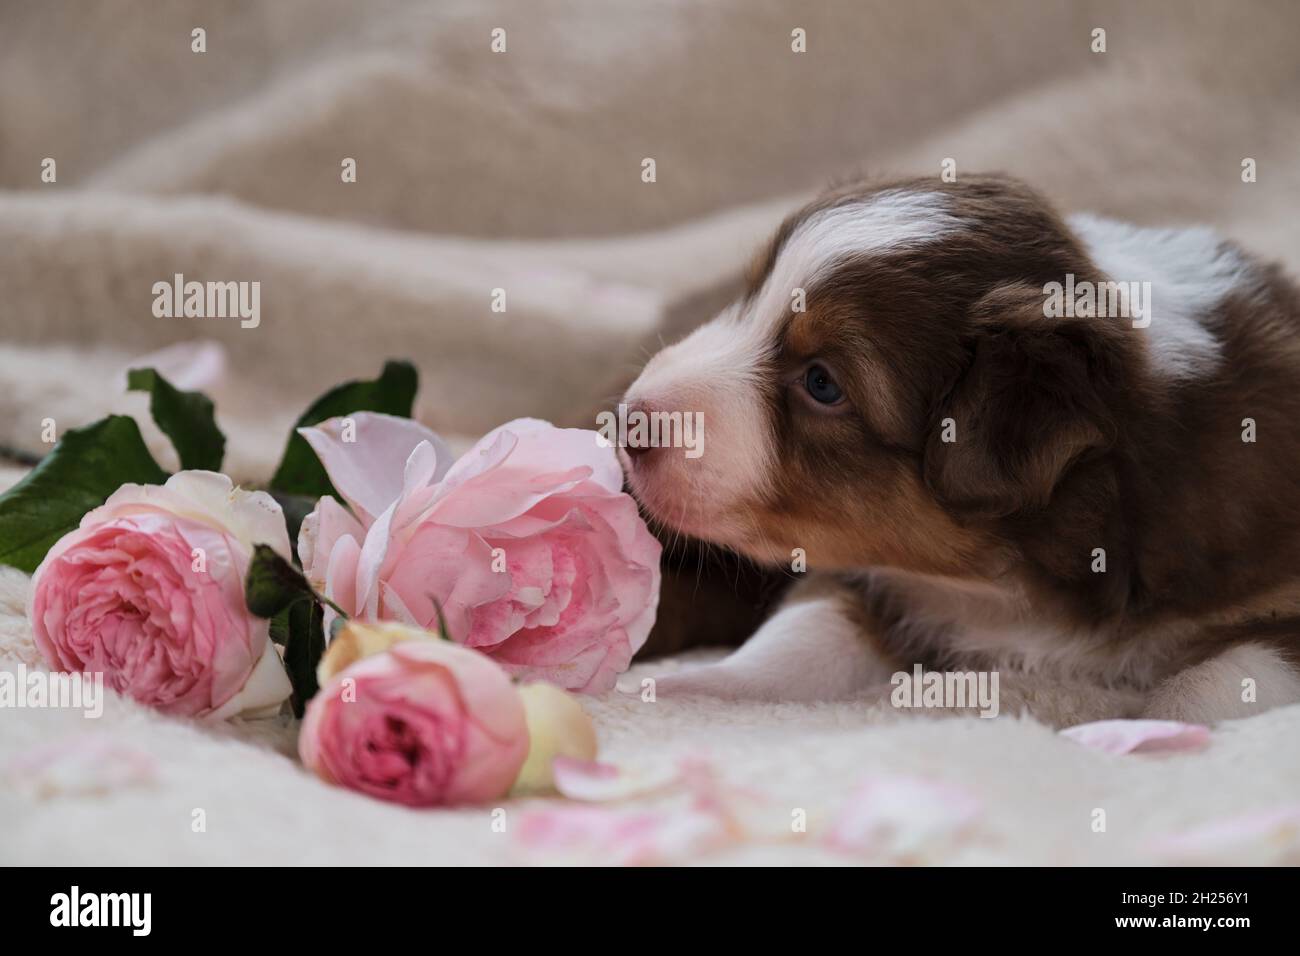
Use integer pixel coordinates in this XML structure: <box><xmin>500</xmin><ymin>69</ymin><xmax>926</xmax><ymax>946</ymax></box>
<box><xmin>622</xmin><ymin>400</ymin><xmax>655</xmax><ymax>460</ymax></box>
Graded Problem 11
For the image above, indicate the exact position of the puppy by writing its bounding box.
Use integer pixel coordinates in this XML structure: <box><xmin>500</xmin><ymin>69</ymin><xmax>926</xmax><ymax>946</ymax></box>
<box><xmin>619</xmin><ymin>174</ymin><xmax>1300</xmax><ymax>724</ymax></box>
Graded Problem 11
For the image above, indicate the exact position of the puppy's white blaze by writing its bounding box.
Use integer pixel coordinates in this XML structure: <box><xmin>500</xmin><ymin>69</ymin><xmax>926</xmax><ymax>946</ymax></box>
<box><xmin>1070</xmin><ymin>214</ymin><xmax>1249</xmax><ymax>381</ymax></box>
<box><xmin>628</xmin><ymin>190</ymin><xmax>959</xmax><ymax>509</ymax></box>
<box><xmin>629</xmin><ymin>306</ymin><xmax>775</xmax><ymax>504</ymax></box>
<box><xmin>749</xmin><ymin>189</ymin><xmax>962</xmax><ymax>330</ymax></box>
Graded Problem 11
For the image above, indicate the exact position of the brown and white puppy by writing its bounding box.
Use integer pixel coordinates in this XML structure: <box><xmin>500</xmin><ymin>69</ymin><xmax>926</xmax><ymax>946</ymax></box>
<box><xmin>620</xmin><ymin>174</ymin><xmax>1300</xmax><ymax>723</ymax></box>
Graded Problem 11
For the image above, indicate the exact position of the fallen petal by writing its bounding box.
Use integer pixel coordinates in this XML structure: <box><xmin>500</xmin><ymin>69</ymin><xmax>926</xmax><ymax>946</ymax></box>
<box><xmin>1060</xmin><ymin>719</ymin><xmax>1210</xmax><ymax>755</ymax></box>
<box><xmin>552</xmin><ymin>757</ymin><xmax>681</xmax><ymax>802</ymax></box>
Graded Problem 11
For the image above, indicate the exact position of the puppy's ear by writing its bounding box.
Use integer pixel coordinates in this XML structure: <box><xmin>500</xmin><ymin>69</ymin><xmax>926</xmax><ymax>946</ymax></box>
<box><xmin>923</xmin><ymin>282</ymin><xmax>1120</xmax><ymax>518</ymax></box>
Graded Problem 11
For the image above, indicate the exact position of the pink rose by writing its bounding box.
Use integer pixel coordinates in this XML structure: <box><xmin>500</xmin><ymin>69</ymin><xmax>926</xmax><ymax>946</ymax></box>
<box><xmin>299</xmin><ymin>636</ymin><xmax>529</xmax><ymax>806</ymax></box>
<box><xmin>28</xmin><ymin>471</ymin><xmax>293</xmax><ymax>719</ymax></box>
<box><xmin>297</xmin><ymin>413</ymin><xmax>660</xmax><ymax>693</ymax></box>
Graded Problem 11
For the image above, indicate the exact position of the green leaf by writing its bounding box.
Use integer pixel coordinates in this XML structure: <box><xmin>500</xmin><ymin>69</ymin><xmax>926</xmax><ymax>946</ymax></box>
<box><xmin>284</xmin><ymin>598</ymin><xmax>326</xmax><ymax>717</ymax></box>
<box><xmin>126</xmin><ymin>367</ymin><xmax>226</xmax><ymax>472</ymax></box>
<box><xmin>0</xmin><ymin>416</ymin><xmax>167</xmax><ymax>573</ymax></box>
<box><xmin>268</xmin><ymin>360</ymin><xmax>418</xmax><ymax>499</ymax></box>
<box><xmin>268</xmin><ymin>607</ymin><xmax>291</xmax><ymax>647</ymax></box>
<box><xmin>247</xmin><ymin>548</ymin><xmax>332</xmax><ymax>714</ymax></box>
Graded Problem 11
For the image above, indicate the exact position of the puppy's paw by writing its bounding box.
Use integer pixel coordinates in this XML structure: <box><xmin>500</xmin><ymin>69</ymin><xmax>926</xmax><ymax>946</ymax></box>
<box><xmin>1142</xmin><ymin>643</ymin><xmax>1300</xmax><ymax>724</ymax></box>
<box><xmin>638</xmin><ymin>593</ymin><xmax>898</xmax><ymax>703</ymax></box>
<box><xmin>647</xmin><ymin>664</ymin><xmax>757</xmax><ymax>702</ymax></box>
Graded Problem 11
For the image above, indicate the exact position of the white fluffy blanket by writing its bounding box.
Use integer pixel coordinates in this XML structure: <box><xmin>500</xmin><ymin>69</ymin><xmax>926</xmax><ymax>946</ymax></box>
<box><xmin>3</xmin><ymin>0</ymin><xmax>1300</xmax><ymax>864</ymax></box>
<box><xmin>3</xmin><ymin>565</ymin><xmax>1299</xmax><ymax>866</ymax></box>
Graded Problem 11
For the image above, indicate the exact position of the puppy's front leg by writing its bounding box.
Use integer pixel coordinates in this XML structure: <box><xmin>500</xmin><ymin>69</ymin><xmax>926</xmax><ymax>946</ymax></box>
<box><xmin>649</xmin><ymin>581</ymin><xmax>898</xmax><ymax>702</ymax></box>
<box><xmin>1142</xmin><ymin>642</ymin><xmax>1300</xmax><ymax>724</ymax></box>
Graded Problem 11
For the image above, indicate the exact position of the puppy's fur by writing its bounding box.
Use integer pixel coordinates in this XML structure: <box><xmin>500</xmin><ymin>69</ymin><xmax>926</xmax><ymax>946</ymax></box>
<box><xmin>620</xmin><ymin>174</ymin><xmax>1300</xmax><ymax>724</ymax></box>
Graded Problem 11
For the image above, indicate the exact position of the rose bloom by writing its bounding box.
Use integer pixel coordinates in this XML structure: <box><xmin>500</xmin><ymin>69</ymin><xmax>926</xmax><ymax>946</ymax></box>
<box><xmin>28</xmin><ymin>471</ymin><xmax>292</xmax><ymax>719</ymax></box>
<box><xmin>300</xmin><ymin>634</ymin><xmax>528</xmax><ymax>806</ymax></box>
<box><xmin>298</xmin><ymin>413</ymin><xmax>660</xmax><ymax>693</ymax></box>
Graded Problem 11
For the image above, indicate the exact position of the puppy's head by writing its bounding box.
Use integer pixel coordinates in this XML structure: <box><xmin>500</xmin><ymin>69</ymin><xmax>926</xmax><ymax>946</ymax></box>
<box><xmin>622</xmin><ymin>175</ymin><xmax>1137</xmax><ymax>578</ymax></box>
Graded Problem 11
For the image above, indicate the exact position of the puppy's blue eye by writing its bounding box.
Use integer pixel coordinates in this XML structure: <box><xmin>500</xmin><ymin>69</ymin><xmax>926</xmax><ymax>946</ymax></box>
<box><xmin>803</xmin><ymin>364</ymin><xmax>843</xmax><ymax>404</ymax></box>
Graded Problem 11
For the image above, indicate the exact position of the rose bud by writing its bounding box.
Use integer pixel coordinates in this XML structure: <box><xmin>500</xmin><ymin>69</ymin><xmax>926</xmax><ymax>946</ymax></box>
<box><xmin>315</xmin><ymin>619</ymin><xmax>423</xmax><ymax>685</ymax></box>
<box><xmin>299</xmin><ymin>638</ymin><xmax>528</xmax><ymax>806</ymax></box>
<box><xmin>511</xmin><ymin>682</ymin><xmax>599</xmax><ymax>795</ymax></box>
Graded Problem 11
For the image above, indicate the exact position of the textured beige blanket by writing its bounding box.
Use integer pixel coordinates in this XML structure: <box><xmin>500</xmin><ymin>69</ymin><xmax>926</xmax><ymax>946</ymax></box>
<box><xmin>4</xmin><ymin>0</ymin><xmax>1299</xmax><ymax>474</ymax></box>
<box><xmin>2</xmin><ymin>0</ymin><xmax>1299</xmax><ymax>864</ymax></box>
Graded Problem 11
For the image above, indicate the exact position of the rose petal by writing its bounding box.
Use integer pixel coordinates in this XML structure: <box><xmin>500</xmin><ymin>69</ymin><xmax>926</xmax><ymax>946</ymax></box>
<box><xmin>352</xmin><ymin>498</ymin><xmax>398</xmax><ymax>619</ymax></box>
<box><xmin>427</xmin><ymin>466</ymin><xmax>595</xmax><ymax>529</ymax></box>
<box><xmin>438</xmin><ymin>417</ymin><xmax>614</xmax><ymax>491</ymax></box>
<box><xmin>552</xmin><ymin>757</ymin><xmax>681</xmax><ymax>802</ymax></box>
<box><xmin>1060</xmin><ymin>719</ymin><xmax>1211</xmax><ymax>755</ymax></box>
<box><xmin>386</xmin><ymin>640</ymin><xmax>525</xmax><ymax>746</ymax></box>
<box><xmin>298</xmin><ymin>412</ymin><xmax>453</xmax><ymax>524</ymax></box>
<box><xmin>298</xmin><ymin>496</ymin><xmax>365</xmax><ymax>593</ymax></box>
<box><xmin>322</xmin><ymin>532</ymin><xmax>361</xmax><ymax>623</ymax></box>
<box><xmin>548</xmin><ymin>755</ymin><xmax>776</xmax><ymax>841</ymax></box>
<box><xmin>377</xmin><ymin>525</ymin><xmax>510</xmax><ymax>639</ymax></box>
<box><xmin>434</xmin><ymin>429</ymin><xmax>518</xmax><ymax>496</ymax></box>
<box><xmin>207</xmin><ymin>636</ymin><xmax>292</xmax><ymax>720</ymax></box>
<box><xmin>427</xmin><ymin>419</ymin><xmax>625</xmax><ymax>528</ymax></box>
<box><xmin>508</xmin><ymin>419</ymin><xmax>625</xmax><ymax>494</ymax></box>
<box><xmin>81</xmin><ymin>471</ymin><xmax>290</xmax><ymax>560</ymax></box>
